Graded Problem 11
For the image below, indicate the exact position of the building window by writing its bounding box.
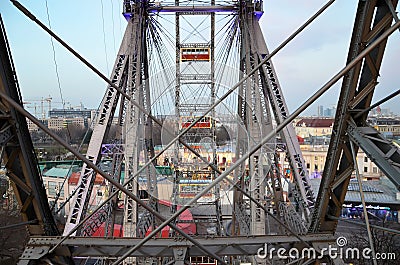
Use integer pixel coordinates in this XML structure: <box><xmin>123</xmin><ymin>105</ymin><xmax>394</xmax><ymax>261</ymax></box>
<box><xmin>373</xmin><ymin>167</ymin><xmax>378</xmax><ymax>173</ymax></box>
<box><xmin>48</xmin><ymin>181</ymin><xmax>57</xmax><ymax>196</ymax></box>
<box><xmin>364</xmin><ymin>167</ymin><xmax>368</xmax><ymax>173</ymax></box>
<box><xmin>47</xmin><ymin>181</ymin><xmax>64</xmax><ymax>197</ymax></box>
<box><xmin>364</xmin><ymin>157</ymin><xmax>368</xmax><ymax>162</ymax></box>
<box><xmin>49</xmin><ymin>200</ymin><xmax>55</xmax><ymax>209</ymax></box>
<box><xmin>58</xmin><ymin>184</ymin><xmax>64</xmax><ymax>198</ymax></box>
<box><xmin>306</xmin><ymin>163</ymin><xmax>310</xmax><ymax>169</ymax></box>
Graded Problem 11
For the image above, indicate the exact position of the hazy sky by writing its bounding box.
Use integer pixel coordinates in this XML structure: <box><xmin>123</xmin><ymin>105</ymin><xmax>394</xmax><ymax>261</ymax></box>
<box><xmin>1</xmin><ymin>1</ymin><xmax>399</xmax><ymax>116</ymax></box>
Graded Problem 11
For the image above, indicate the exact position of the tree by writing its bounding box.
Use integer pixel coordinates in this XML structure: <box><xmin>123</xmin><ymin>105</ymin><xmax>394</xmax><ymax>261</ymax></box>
<box><xmin>345</xmin><ymin>221</ymin><xmax>400</xmax><ymax>265</ymax></box>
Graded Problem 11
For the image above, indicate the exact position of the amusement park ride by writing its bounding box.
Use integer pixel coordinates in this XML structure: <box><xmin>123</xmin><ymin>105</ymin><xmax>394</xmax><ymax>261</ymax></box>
<box><xmin>1</xmin><ymin>0</ymin><xmax>400</xmax><ymax>264</ymax></box>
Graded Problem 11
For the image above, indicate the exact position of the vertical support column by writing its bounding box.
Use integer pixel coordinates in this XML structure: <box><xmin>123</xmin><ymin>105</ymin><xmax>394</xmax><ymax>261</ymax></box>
<box><xmin>123</xmin><ymin>8</ymin><xmax>144</xmax><ymax>264</ymax></box>
<box><xmin>210</xmin><ymin>0</ymin><xmax>223</xmax><ymax>236</ymax></box>
<box><xmin>174</xmin><ymin>0</ymin><xmax>181</xmax><ymax>171</ymax></box>
<box><xmin>232</xmin><ymin>2</ymin><xmax>249</xmax><ymax>236</ymax></box>
<box><xmin>235</xmin><ymin>2</ymin><xmax>269</xmax><ymax>238</ymax></box>
<box><xmin>246</xmin><ymin>11</ymin><xmax>266</xmax><ymax>237</ymax></box>
<box><xmin>122</xmin><ymin>9</ymin><xmax>145</xmax><ymax>265</ymax></box>
<box><xmin>232</xmin><ymin>1</ymin><xmax>251</xmax><ymax>237</ymax></box>
<box><xmin>170</xmin><ymin>0</ymin><xmax>181</xmax><ymax>223</ymax></box>
<box><xmin>140</xmin><ymin>14</ymin><xmax>159</xmax><ymax>233</ymax></box>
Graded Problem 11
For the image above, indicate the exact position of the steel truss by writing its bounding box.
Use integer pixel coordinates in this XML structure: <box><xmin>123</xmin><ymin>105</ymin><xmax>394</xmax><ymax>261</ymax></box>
<box><xmin>310</xmin><ymin>0</ymin><xmax>400</xmax><ymax>233</ymax></box>
<box><xmin>347</xmin><ymin>123</ymin><xmax>400</xmax><ymax>189</ymax></box>
<box><xmin>3</xmin><ymin>0</ymin><xmax>400</xmax><ymax>265</ymax></box>
<box><xmin>0</xmin><ymin>16</ymin><xmax>59</xmax><ymax>238</ymax></box>
<box><xmin>242</xmin><ymin>2</ymin><xmax>314</xmax><ymax>231</ymax></box>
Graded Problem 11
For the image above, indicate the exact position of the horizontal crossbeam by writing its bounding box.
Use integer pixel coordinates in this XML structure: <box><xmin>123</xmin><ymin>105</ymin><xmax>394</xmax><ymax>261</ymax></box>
<box><xmin>20</xmin><ymin>234</ymin><xmax>335</xmax><ymax>260</ymax></box>
<box><xmin>148</xmin><ymin>6</ymin><xmax>237</xmax><ymax>13</ymax></box>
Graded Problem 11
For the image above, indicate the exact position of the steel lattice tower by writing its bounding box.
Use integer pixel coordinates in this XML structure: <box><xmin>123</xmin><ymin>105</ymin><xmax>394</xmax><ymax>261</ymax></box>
<box><xmin>60</xmin><ymin>1</ymin><xmax>314</xmax><ymax>262</ymax></box>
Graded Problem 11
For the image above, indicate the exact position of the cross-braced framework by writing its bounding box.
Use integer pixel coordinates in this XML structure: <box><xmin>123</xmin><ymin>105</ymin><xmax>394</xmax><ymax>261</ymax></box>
<box><xmin>1</xmin><ymin>0</ymin><xmax>400</xmax><ymax>265</ymax></box>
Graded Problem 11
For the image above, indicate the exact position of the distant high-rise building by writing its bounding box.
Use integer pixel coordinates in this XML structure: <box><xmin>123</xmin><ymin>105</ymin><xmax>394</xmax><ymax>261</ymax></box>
<box><xmin>317</xmin><ymin>105</ymin><xmax>324</xmax><ymax>117</ymax></box>
<box><xmin>324</xmin><ymin>106</ymin><xmax>336</xmax><ymax>117</ymax></box>
<box><xmin>380</xmin><ymin>108</ymin><xmax>392</xmax><ymax>116</ymax></box>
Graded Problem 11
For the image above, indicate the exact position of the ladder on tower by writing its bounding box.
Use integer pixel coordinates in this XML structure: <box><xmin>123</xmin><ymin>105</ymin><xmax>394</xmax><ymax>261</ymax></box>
<box><xmin>137</xmin><ymin>211</ymin><xmax>154</xmax><ymax>237</ymax></box>
<box><xmin>81</xmin><ymin>202</ymin><xmax>113</xmax><ymax>236</ymax></box>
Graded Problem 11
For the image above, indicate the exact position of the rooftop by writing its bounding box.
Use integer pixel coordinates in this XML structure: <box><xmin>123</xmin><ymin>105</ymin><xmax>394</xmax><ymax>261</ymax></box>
<box><xmin>42</xmin><ymin>165</ymin><xmax>79</xmax><ymax>178</ymax></box>
<box><xmin>310</xmin><ymin>177</ymin><xmax>400</xmax><ymax>208</ymax></box>
<box><xmin>296</xmin><ymin>118</ymin><xmax>335</xmax><ymax>128</ymax></box>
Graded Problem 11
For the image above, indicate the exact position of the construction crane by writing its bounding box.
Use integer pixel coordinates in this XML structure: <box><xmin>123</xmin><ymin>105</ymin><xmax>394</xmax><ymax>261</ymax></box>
<box><xmin>23</xmin><ymin>96</ymin><xmax>52</xmax><ymax>119</ymax></box>
<box><xmin>24</xmin><ymin>97</ymin><xmax>73</xmax><ymax>119</ymax></box>
<box><xmin>22</xmin><ymin>101</ymin><xmax>39</xmax><ymax>117</ymax></box>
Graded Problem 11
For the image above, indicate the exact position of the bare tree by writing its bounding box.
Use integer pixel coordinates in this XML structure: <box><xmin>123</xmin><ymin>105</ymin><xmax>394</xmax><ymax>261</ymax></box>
<box><xmin>346</xmin><ymin>222</ymin><xmax>400</xmax><ymax>265</ymax></box>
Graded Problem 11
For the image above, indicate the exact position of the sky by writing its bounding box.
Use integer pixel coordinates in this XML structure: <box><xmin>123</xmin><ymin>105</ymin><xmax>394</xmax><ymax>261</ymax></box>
<box><xmin>0</xmin><ymin>0</ymin><xmax>399</xmax><ymax>116</ymax></box>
